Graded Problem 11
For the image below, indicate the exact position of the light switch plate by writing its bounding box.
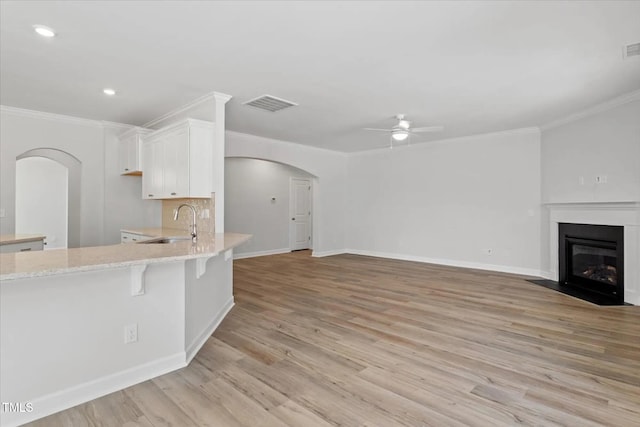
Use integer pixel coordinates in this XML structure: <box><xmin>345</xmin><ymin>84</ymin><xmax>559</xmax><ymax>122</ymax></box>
<box><xmin>0</xmin><ymin>208</ymin><xmax>5</xmax><ymax>218</ymax></box>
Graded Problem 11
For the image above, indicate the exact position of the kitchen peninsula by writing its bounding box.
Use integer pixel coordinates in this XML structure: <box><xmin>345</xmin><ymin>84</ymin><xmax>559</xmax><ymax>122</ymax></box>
<box><xmin>0</xmin><ymin>232</ymin><xmax>250</xmax><ymax>427</ymax></box>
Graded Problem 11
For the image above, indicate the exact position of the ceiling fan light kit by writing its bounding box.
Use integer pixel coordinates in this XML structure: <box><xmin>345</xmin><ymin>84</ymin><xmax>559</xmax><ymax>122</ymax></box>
<box><xmin>364</xmin><ymin>114</ymin><xmax>443</xmax><ymax>148</ymax></box>
<box><xmin>391</xmin><ymin>129</ymin><xmax>409</xmax><ymax>141</ymax></box>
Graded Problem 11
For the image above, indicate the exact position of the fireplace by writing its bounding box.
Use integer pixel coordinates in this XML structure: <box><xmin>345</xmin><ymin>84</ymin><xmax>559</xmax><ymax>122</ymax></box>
<box><xmin>559</xmin><ymin>223</ymin><xmax>624</xmax><ymax>304</ymax></box>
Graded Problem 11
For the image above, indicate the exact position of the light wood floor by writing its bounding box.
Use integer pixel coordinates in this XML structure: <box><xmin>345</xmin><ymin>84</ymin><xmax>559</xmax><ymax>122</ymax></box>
<box><xmin>29</xmin><ymin>251</ymin><xmax>640</xmax><ymax>426</ymax></box>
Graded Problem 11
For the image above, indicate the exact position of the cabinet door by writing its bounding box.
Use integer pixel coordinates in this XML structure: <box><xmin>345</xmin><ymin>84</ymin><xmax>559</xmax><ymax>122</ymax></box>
<box><xmin>142</xmin><ymin>139</ymin><xmax>163</xmax><ymax>199</ymax></box>
<box><xmin>121</xmin><ymin>232</ymin><xmax>153</xmax><ymax>243</ymax></box>
<box><xmin>121</xmin><ymin>232</ymin><xmax>137</xmax><ymax>243</ymax></box>
<box><xmin>127</xmin><ymin>136</ymin><xmax>141</xmax><ymax>173</ymax></box>
<box><xmin>120</xmin><ymin>132</ymin><xmax>146</xmax><ymax>175</ymax></box>
<box><xmin>141</xmin><ymin>141</ymin><xmax>152</xmax><ymax>198</ymax></box>
<box><xmin>162</xmin><ymin>128</ymin><xmax>189</xmax><ymax>198</ymax></box>
<box><xmin>118</xmin><ymin>136</ymin><xmax>133</xmax><ymax>174</ymax></box>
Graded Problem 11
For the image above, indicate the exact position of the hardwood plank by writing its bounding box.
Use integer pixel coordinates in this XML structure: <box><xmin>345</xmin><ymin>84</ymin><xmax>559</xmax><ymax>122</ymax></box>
<box><xmin>26</xmin><ymin>251</ymin><xmax>640</xmax><ymax>426</ymax></box>
<box><xmin>27</xmin><ymin>389</ymin><xmax>154</xmax><ymax>427</ymax></box>
<box><xmin>268</xmin><ymin>400</ymin><xmax>335</xmax><ymax>427</ymax></box>
<box><xmin>124</xmin><ymin>380</ymin><xmax>201</xmax><ymax>427</ymax></box>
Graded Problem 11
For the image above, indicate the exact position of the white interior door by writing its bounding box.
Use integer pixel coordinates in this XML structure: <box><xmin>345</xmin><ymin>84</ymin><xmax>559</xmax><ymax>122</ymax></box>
<box><xmin>290</xmin><ymin>178</ymin><xmax>311</xmax><ymax>251</ymax></box>
<box><xmin>16</xmin><ymin>157</ymin><xmax>68</xmax><ymax>249</ymax></box>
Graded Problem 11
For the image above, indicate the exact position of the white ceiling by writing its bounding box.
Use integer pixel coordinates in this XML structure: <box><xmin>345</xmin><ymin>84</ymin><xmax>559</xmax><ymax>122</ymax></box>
<box><xmin>1</xmin><ymin>1</ymin><xmax>639</xmax><ymax>152</ymax></box>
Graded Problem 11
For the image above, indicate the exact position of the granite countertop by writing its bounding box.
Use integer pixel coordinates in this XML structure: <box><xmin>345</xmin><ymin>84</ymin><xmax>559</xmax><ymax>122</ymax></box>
<box><xmin>0</xmin><ymin>234</ymin><xmax>46</xmax><ymax>246</ymax></box>
<box><xmin>0</xmin><ymin>232</ymin><xmax>251</xmax><ymax>281</ymax></box>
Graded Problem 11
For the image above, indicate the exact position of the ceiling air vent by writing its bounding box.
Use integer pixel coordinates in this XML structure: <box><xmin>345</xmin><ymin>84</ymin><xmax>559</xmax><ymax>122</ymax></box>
<box><xmin>623</xmin><ymin>42</ymin><xmax>640</xmax><ymax>59</ymax></box>
<box><xmin>243</xmin><ymin>94</ymin><xmax>298</xmax><ymax>112</ymax></box>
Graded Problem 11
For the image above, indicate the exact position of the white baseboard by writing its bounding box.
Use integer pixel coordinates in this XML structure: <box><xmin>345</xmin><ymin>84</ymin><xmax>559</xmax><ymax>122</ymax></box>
<box><xmin>345</xmin><ymin>249</ymin><xmax>543</xmax><ymax>278</ymax></box>
<box><xmin>539</xmin><ymin>270</ymin><xmax>554</xmax><ymax>280</ymax></box>
<box><xmin>2</xmin><ymin>352</ymin><xmax>187</xmax><ymax>427</ymax></box>
<box><xmin>309</xmin><ymin>248</ymin><xmax>542</xmax><ymax>277</ymax></box>
<box><xmin>311</xmin><ymin>249</ymin><xmax>347</xmax><ymax>257</ymax></box>
<box><xmin>186</xmin><ymin>297</ymin><xmax>234</xmax><ymax>363</ymax></box>
<box><xmin>234</xmin><ymin>248</ymin><xmax>290</xmax><ymax>260</ymax></box>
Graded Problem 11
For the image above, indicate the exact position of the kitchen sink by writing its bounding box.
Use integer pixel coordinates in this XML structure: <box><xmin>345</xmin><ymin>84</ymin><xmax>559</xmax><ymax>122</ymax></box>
<box><xmin>137</xmin><ymin>236</ymin><xmax>192</xmax><ymax>244</ymax></box>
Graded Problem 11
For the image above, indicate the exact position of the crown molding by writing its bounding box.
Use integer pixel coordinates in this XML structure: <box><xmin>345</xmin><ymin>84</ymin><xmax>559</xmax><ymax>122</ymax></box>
<box><xmin>351</xmin><ymin>127</ymin><xmax>541</xmax><ymax>156</ymax></box>
<box><xmin>0</xmin><ymin>105</ymin><xmax>135</xmax><ymax>131</ymax></box>
<box><xmin>213</xmin><ymin>91</ymin><xmax>232</xmax><ymax>104</ymax></box>
<box><xmin>1</xmin><ymin>105</ymin><xmax>103</xmax><ymax>127</ymax></box>
<box><xmin>442</xmin><ymin>126</ymin><xmax>540</xmax><ymax>142</ymax></box>
<box><xmin>540</xmin><ymin>89</ymin><xmax>640</xmax><ymax>131</ymax></box>
<box><xmin>226</xmin><ymin>130</ymin><xmax>349</xmax><ymax>158</ymax></box>
<box><xmin>101</xmin><ymin>121</ymin><xmax>135</xmax><ymax>131</ymax></box>
<box><xmin>143</xmin><ymin>91</ymin><xmax>231</xmax><ymax>128</ymax></box>
<box><xmin>147</xmin><ymin>118</ymin><xmax>214</xmax><ymax>138</ymax></box>
<box><xmin>118</xmin><ymin>125</ymin><xmax>154</xmax><ymax>138</ymax></box>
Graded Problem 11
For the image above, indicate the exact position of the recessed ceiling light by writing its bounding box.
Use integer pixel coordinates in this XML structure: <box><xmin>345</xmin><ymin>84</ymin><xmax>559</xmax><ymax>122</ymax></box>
<box><xmin>33</xmin><ymin>25</ymin><xmax>56</xmax><ymax>38</ymax></box>
<box><xmin>103</xmin><ymin>88</ymin><xmax>116</xmax><ymax>96</ymax></box>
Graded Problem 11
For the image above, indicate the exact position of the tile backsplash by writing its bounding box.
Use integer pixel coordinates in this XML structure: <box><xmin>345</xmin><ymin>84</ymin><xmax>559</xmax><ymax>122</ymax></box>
<box><xmin>162</xmin><ymin>194</ymin><xmax>215</xmax><ymax>234</ymax></box>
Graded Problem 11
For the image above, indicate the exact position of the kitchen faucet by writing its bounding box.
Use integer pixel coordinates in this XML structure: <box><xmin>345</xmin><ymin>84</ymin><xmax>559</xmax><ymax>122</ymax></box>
<box><xmin>174</xmin><ymin>204</ymin><xmax>198</xmax><ymax>242</ymax></box>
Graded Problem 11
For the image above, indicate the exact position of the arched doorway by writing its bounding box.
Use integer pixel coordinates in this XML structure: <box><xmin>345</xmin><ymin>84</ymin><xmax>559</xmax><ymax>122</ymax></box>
<box><xmin>224</xmin><ymin>157</ymin><xmax>317</xmax><ymax>258</ymax></box>
<box><xmin>16</xmin><ymin>157</ymin><xmax>68</xmax><ymax>249</ymax></box>
<box><xmin>16</xmin><ymin>148</ymin><xmax>81</xmax><ymax>248</ymax></box>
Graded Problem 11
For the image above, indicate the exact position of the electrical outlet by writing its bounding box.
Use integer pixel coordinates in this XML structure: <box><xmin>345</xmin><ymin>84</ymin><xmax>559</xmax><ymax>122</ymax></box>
<box><xmin>124</xmin><ymin>323</ymin><xmax>138</xmax><ymax>344</ymax></box>
<box><xmin>595</xmin><ymin>175</ymin><xmax>608</xmax><ymax>184</ymax></box>
<box><xmin>201</xmin><ymin>209</ymin><xmax>210</xmax><ymax>219</ymax></box>
<box><xmin>0</xmin><ymin>208</ymin><xmax>5</xmax><ymax>218</ymax></box>
<box><xmin>486</xmin><ymin>249</ymin><xmax>493</xmax><ymax>256</ymax></box>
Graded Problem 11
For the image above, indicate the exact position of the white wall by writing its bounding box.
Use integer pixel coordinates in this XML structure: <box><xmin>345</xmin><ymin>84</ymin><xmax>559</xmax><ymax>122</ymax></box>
<box><xmin>539</xmin><ymin>97</ymin><xmax>640</xmax><ymax>276</ymax></box>
<box><xmin>0</xmin><ymin>263</ymin><xmax>187</xmax><ymax>426</ymax></box>
<box><xmin>15</xmin><ymin>157</ymin><xmax>68</xmax><ymax>249</ymax></box>
<box><xmin>225</xmin><ymin>158</ymin><xmax>313</xmax><ymax>257</ymax></box>
<box><xmin>184</xmin><ymin>254</ymin><xmax>233</xmax><ymax>361</ymax></box>
<box><xmin>541</xmin><ymin>100</ymin><xmax>640</xmax><ymax>203</ymax></box>
<box><xmin>346</xmin><ymin>129</ymin><xmax>542</xmax><ymax>276</ymax></box>
<box><xmin>226</xmin><ymin>131</ymin><xmax>348</xmax><ymax>256</ymax></box>
<box><xmin>1</xmin><ymin>108</ymin><xmax>105</xmax><ymax>246</ymax></box>
<box><xmin>0</xmin><ymin>107</ymin><xmax>160</xmax><ymax>246</ymax></box>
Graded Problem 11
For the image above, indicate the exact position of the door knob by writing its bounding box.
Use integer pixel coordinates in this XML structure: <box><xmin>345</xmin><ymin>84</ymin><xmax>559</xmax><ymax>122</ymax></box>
<box><xmin>291</xmin><ymin>218</ymin><xmax>295</xmax><ymax>220</ymax></box>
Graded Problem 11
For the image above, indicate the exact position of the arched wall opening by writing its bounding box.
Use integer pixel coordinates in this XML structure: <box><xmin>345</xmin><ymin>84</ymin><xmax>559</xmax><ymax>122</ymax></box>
<box><xmin>225</xmin><ymin>156</ymin><xmax>318</xmax><ymax>258</ymax></box>
<box><xmin>16</xmin><ymin>157</ymin><xmax>68</xmax><ymax>249</ymax></box>
<box><xmin>16</xmin><ymin>148</ymin><xmax>82</xmax><ymax>248</ymax></box>
<box><xmin>224</xmin><ymin>130</ymin><xmax>348</xmax><ymax>256</ymax></box>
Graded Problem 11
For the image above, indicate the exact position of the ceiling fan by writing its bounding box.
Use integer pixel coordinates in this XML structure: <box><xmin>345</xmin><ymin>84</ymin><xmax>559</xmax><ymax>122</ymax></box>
<box><xmin>364</xmin><ymin>114</ymin><xmax>443</xmax><ymax>147</ymax></box>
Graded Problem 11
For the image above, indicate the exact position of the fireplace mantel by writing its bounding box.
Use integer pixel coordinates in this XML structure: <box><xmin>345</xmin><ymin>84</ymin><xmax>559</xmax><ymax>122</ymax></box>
<box><xmin>544</xmin><ymin>201</ymin><xmax>640</xmax><ymax>305</ymax></box>
<box><xmin>544</xmin><ymin>201</ymin><xmax>640</xmax><ymax>209</ymax></box>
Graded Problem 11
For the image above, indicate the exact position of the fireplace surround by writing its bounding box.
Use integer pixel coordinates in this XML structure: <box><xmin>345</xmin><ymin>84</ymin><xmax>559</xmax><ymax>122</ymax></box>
<box><xmin>545</xmin><ymin>202</ymin><xmax>639</xmax><ymax>306</ymax></box>
<box><xmin>558</xmin><ymin>223</ymin><xmax>624</xmax><ymax>304</ymax></box>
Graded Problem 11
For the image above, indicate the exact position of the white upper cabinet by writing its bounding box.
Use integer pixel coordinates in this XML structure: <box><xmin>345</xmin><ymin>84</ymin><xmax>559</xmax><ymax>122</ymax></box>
<box><xmin>142</xmin><ymin>119</ymin><xmax>214</xmax><ymax>199</ymax></box>
<box><xmin>141</xmin><ymin>137</ymin><xmax>163</xmax><ymax>198</ymax></box>
<box><xmin>118</xmin><ymin>127</ymin><xmax>152</xmax><ymax>175</ymax></box>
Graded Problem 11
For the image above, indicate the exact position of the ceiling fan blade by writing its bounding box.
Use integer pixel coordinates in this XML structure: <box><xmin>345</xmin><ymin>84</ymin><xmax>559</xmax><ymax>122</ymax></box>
<box><xmin>411</xmin><ymin>126</ymin><xmax>444</xmax><ymax>133</ymax></box>
<box><xmin>363</xmin><ymin>128</ymin><xmax>391</xmax><ymax>132</ymax></box>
